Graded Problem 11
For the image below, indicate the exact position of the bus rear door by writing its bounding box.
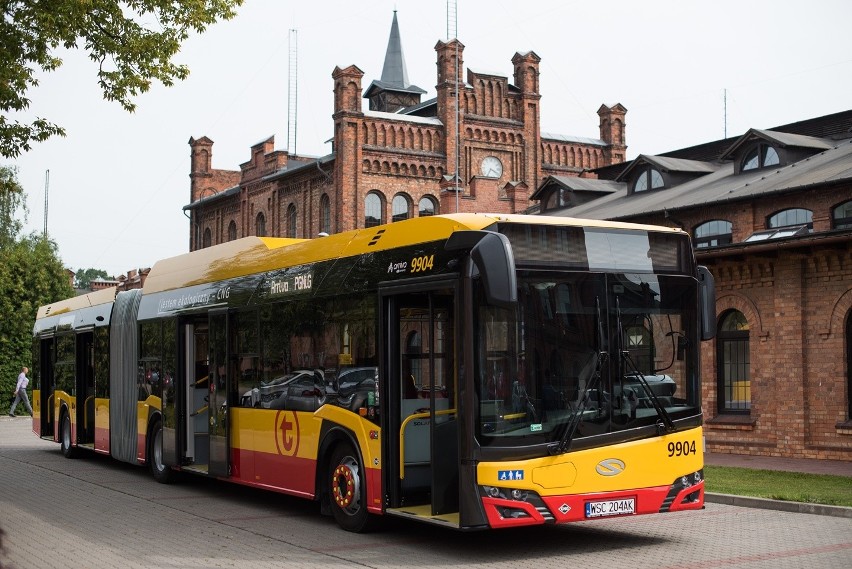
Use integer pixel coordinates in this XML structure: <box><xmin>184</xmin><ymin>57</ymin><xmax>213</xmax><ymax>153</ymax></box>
<box><xmin>38</xmin><ymin>336</ymin><xmax>56</xmax><ymax>439</ymax></box>
<box><xmin>74</xmin><ymin>331</ymin><xmax>95</xmax><ymax>449</ymax></box>
<box><xmin>175</xmin><ymin>310</ymin><xmax>230</xmax><ymax>477</ymax></box>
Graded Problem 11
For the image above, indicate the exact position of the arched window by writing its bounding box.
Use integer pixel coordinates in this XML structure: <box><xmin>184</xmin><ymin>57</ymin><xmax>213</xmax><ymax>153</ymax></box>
<box><xmin>255</xmin><ymin>212</ymin><xmax>266</xmax><ymax>237</ymax></box>
<box><xmin>694</xmin><ymin>220</ymin><xmax>733</xmax><ymax>248</ymax></box>
<box><xmin>418</xmin><ymin>196</ymin><xmax>437</xmax><ymax>217</ymax></box>
<box><xmin>365</xmin><ymin>192</ymin><xmax>383</xmax><ymax>228</ymax></box>
<box><xmin>632</xmin><ymin>166</ymin><xmax>665</xmax><ymax>193</ymax></box>
<box><xmin>741</xmin><ymin>143</ymin><xmax>780</xmax><ymax>171</ymax></box>
<box><xmin>392</xmin><ymin>194</ymin><xmax>411</xmax><ymax>222</ymax></box>
<box><xmin>768</xmin><ymin>208</ymin><xmax>812</xmax><ymax>230</ymax></box>
<box><xmin>746</xmin><ymin>208</ymin><xmax>813</xmax><ymax>242</ymax></box>
<box><xmin>202</xmin><ymin>228</ymin><xmax>212</xmax><ymax>248</ymax></box>
<box><xmin>287</xmin><ymin>204</ymin><xmax>297</xmax><ymax>238</ymax></box>
<box><xmin>717</xmin><ymin>310</ymin><xmax>750</xmax><ymax>414</ymax></box>
<box><xmin>227</xmin><ymin>220</ymin><xmax>237</xmax><ymax>241</ymax></box>
<box><xmin>832</xmin><ymin>200</ymin><xmax>852</xmax><ymax>230</ymax></box>
<box><xmin>320</xmin><ymin>194</ymin><xmax>331</xmax><ymax>234</ymax></box>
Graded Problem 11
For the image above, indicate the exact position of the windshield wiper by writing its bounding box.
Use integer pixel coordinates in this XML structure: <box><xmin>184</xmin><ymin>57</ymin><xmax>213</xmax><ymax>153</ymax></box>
<box><xmin>616</xmin><ymin>297</ymin><xmax>675</xmax><ymax>434</ymax></box>
<box><xmin>551</xmin><ymin>296</ymin><xmax>607</xmax><ymax>455</ymax></box>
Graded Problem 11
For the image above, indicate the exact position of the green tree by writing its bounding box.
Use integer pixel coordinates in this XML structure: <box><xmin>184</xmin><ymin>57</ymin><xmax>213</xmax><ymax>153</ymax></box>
<box><xmin>75</xmin><ymin>267</ymin><xmax>111</xmax><ymax>289</ymax></box>
<box><xmin>1</xmin><ymin>0</ymin><xmax>244</xmax><ymax>158</ymax></box>
<box><xmin>0</xmin><ymin>165</ymin><xmax>25</xmax><ymax>247</ymax></box>
<box><xmin>0</xmin><ymin>166</ymin><xmax>73</xmax><ymax>406</ymax></box>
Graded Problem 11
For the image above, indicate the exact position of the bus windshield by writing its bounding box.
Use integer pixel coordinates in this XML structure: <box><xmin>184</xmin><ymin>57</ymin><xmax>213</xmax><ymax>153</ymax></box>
<box><xmin>475</xmin><ymin>271</ymin><xmax>701</xmax><ymax>450</ymax></box>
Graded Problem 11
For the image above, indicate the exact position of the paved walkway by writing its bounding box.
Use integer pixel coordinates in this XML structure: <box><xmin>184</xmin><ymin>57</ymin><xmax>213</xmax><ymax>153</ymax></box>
<box><xmin>3</xmin><ymin>415</ymin><xmax>851</xmax><ymax>519</ymax></box>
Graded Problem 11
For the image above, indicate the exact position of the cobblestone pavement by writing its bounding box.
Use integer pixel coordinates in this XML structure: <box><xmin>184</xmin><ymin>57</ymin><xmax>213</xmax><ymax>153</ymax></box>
<box><xmin>1</xmin><ymin>416</ymin><xmax>850</xmax><ymax>569</ymax></box>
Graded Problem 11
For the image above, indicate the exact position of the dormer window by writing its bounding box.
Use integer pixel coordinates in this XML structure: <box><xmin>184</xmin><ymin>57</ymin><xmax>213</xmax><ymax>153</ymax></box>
<box><xmin>741</xmin><ymin>143</ymin><xmax>780</xmax><ymax>171</ymax></box>
<box><xmin>544</xmin><ymin>188</ymin><xmax>571</xmax><ymax>209</ymax></box>
<box><xmin>694</xmin><ymin>220</ymin><xmax>733</xmax><ymax>248</ymax></box>
<box><xmin>632</xmin><ymin>166</ymin><xmax>664</xmax><ymax>192</ymax></box>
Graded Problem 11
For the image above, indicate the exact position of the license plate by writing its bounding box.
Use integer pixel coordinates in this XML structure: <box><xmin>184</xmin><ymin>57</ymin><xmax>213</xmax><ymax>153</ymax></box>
<box><xmin>585</xmin><ymin>498</ymin><xmax>635</xmax><ymax>518</ymax></box>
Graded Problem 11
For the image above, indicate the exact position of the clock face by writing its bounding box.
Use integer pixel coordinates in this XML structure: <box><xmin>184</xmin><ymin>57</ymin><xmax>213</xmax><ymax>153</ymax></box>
<box><xmin>481</xmin><ymin>156</ymin><xmax>503</xmax><ymax>178</ymax></box>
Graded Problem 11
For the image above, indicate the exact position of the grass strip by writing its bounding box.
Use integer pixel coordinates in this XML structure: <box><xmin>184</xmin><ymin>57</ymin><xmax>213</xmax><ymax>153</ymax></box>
<box><xmin>704</xmin><ymin>465</ymin><xmax>852</xmax><ymax>507</ymax></box>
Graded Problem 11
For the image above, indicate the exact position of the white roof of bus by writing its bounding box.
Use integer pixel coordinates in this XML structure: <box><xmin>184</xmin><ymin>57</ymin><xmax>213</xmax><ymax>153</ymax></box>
<box><xmin>35</xmin><ymin>286</ymin><xmax>118</xmax><ymax>320</ymax></box>
<box><xmin>142</xmin><ymin>213</ymin><xmax>684</xmax><ymax>294</ymax></box>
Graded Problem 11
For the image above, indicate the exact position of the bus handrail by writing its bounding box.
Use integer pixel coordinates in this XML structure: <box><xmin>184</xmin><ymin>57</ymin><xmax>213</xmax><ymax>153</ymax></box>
<box><xmin>399</xmin><ymin>408</ymin><xmax>456</xmax><ymax>479</ymax></box>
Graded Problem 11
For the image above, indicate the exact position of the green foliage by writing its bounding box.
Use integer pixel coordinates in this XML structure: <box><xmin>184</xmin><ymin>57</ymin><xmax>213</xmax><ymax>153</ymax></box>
<box><xmin>0</xmin><ymin>168</ymin><xmax>73</xmax><ymax>404</ymax></box>
<box><xmin>75</xmin><ymin>267</ymin><xmax>110</xmax><ymax>289</ymax></box>
<box><xmin>0</xmin><ymin>0</ymin><xmax>244</xmax><ymax>158</ymax></box>
<box><xmin>0</xmin><ymin>166</ymin><xmax>26</xmax><ymax>247</ymax></box>
<box><xmin>704</xmin><ymin>465</ymin><xmax>852</xmax><ymax>507</ymax></box>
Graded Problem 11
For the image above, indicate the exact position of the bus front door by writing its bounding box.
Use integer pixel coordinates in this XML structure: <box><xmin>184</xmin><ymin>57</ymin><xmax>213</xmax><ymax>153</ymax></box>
<box><xmin>383</xmin><ymin>285</ymin><xmax>459</xmax><ymax>518</ymax></box>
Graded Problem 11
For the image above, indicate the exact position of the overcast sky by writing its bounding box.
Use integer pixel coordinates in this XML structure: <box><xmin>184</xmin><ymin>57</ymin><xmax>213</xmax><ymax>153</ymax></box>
<box><xmin>9</xmin><ymin>0</ymin><xmax>852</xmax><ymax>277</ymax></box>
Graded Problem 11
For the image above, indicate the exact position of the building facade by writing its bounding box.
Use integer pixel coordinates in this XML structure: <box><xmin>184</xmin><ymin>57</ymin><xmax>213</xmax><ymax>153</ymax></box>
<box><xmin>184</xmin><ymin>13</ymin><xmax>626</xmax><ymax>249</ymax></box>
<box><xmin>537</xmin><ymin>110</ymin><xmax>852</xmax><ymax>461</ymax></box>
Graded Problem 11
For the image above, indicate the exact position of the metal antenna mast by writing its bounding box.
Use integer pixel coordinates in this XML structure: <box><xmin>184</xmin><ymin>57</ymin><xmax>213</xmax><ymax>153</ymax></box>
<box><xmin>448</xmin><ymin>0</ymin><xmax>459</xmax><ymax>212</ymax></box>
<box><xmin>287</xmin><ymin>29</ymin><xmax>298</xmax><ymax>155</ymax></box>
<box><xmin>43</xmin><ymin>169</ymin><xmax>49</xmax><ymax>238</ymax></box>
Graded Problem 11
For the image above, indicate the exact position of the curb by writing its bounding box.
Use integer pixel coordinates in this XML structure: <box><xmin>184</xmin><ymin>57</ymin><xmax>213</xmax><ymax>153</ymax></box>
<box><xmin>705</xmin><ymin>492</ymin><xmax>852</xmax><ymax>519</ymax></box>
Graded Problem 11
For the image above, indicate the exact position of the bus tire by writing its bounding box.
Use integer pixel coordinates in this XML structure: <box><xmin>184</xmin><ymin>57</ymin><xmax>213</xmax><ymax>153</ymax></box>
<box><xmin>328</xmin><ymin>443</ymin><xmax>374</xmax><ymax>532</ymax></box>
<box><xmin>60</xmin><ymin>412</ymin><xmax>78</xmax><ymax>459</ymax></box>
<box><xmin>148</xmin><ymin>418</ymin><xmax>175</xmax><ymax>484</ymax></box>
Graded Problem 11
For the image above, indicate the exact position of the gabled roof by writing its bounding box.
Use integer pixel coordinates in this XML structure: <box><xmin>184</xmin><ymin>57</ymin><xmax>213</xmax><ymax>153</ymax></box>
<box><xmin>530</xmin><ymin>175</ymin><xmax>623</xmax><ymax>200</ymax></box>
<box><xmin>557</xmin><ymin>138</ymin><xmax>852</xmax><ymax>221</ymax></box>
<box><xmin>615</xmin><ymin>155</ymin><xmax>718</xmax><ymax>182</ymax></box>
<box><xmin>719</xmin><ymin>128</ymin><xmax>833</xmax><ymax>160</ymax></box>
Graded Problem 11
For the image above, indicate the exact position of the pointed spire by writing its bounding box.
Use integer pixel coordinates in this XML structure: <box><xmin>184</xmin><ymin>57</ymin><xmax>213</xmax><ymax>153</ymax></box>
<box><xmin>364</xmin><ymin>10</ymin><xmax>425</xmax><ymax>112</ymax></box>
<box><xmin>380</xmin><ymin>10</ymin><xmax>409</xmax><ymax>88</ymax></box>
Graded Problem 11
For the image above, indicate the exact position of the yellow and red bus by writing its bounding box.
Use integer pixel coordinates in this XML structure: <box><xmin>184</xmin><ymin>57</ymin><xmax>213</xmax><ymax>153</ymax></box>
<box><xmin>31</xmin><ymin>213</ymin><xmax>716</xmax><ymax>532</ymax></box>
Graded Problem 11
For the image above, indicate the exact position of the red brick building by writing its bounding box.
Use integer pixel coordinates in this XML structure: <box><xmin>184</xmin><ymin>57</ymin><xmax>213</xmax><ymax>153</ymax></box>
<box><xmin>183</xmin><ymin>13</ymin><xmax>626</xmax><ymax>249</ymax></box>
<box><xmin>537</xmin><ymin>110</ymin><xmax>852</xmax><ymax>461</ymax></box>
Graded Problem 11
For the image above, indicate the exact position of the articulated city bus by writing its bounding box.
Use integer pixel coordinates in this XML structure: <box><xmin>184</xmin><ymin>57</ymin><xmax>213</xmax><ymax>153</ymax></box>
<box><xmin>31</xmin><ymin>213</ymin><xmax>716</xmax><ymax>532</ymax></box>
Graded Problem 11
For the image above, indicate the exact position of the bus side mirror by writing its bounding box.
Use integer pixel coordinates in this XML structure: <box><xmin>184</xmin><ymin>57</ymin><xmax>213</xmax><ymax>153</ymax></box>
<box><xmin>698</xmin><ymin>265</ymin><xmax>716</xmax><ymax>340</ymax></box>
<box><xmin>447</xmin><ymin>231</ymin><xmax>517</xmax><ymax>308</ymax></box>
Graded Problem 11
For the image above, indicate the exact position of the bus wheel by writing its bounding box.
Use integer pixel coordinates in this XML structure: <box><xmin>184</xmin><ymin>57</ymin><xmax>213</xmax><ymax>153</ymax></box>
<box><xmin>328</xmin><ymin>443</ymin><xmax>374</xmax><ymax>532</ymax></box>
<box><xmin>148</xmin><ymin>419</ymin><xmax>175</xmax><ymax>484</ymax></box>
<box><xmin>60</xmin><ymin>412</ymin><xmax>78</xmax><ymax>459</ymax></box>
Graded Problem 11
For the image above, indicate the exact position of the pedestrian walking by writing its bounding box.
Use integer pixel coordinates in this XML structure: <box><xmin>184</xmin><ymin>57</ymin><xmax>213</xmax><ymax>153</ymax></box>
<box><xmin>9</xmin><ymin>366</ymin><xmax>33</xmax><ymax>417</ymax></box>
